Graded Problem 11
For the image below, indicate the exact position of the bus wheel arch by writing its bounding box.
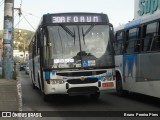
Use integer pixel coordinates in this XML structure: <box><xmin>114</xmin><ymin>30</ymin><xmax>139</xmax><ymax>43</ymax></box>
<box><xmin>116</xmin><ymin>71</ymin><xmax>127</xmax><ymax>95</ymax></box>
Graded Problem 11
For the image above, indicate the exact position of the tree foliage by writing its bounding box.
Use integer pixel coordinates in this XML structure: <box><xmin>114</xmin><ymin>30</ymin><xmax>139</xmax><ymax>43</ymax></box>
<box><xmin>0</xmin><ymin>29</ymin><xmax>34</xmax><ymax>51</ymax></box>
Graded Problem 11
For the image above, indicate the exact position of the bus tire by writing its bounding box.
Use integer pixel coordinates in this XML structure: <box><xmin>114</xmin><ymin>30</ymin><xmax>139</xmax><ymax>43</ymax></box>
<box><xmin>38</xmin><ymin>74</ymin><xmax>42</xmax><ymax>91</ymax></box>
<box><xmin>31</xmin><ymin>72</ymin><xmax>36</xmax><ymax>89</ymax></box>
<box><xmin>43</xmin><ymin>94</ymin><xmax>50</xmax><ymax>102</ymax></box>
<box><xmin>116</xmin><ymin>72</ymin><xmax>128</xmax><ymax>96</ymax></box>
<box><xmin>116</xmin><ymin>72</ymin><xmax>123</xmax><ymax>94</ymax></box>
<box><xmin>32</xmin><ymin>81</ymin><xmax>36</xmax><ymax>89</ymax></box>
<box><xmin>90</xmin><ymin>92</ymin><xmax>100</xmax><ymax>100</ymax></box>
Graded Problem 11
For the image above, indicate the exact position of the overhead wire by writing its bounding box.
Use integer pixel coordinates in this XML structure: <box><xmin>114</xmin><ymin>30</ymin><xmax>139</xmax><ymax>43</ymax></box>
<box><xmin>0</xmin><ymin>0</ymin><xmax>4</xmax><ymax>28</ymax></box>
<box><xmin>18</xmin><ymin>0</ymin><xmax>22</xmax><ymax>30</ymax></box>
<box><xmin>0</xmin><ymin>0</ymin><xmax>3</xmax><ymax>4</ymax></box>
<box><xmin>0</xmin><ymin>0</ymin><xmax>4</xmax><ymax>16</ymax></box>
<box><xmin>13</xmin><ymin>0</ymin><xmax>42</xmax><ymax>31</ymax></box>
<box><xmin>14</xmin><ymin>0</ymin><xmax>36</xmax><ymax>31</ymax></box>
<box><xmin>22</xmin><ymin>14</ymin><xmax>35</xmax><ymax>31</ymax></box>
<box><xmin>14</xmin><ymin>10</ymin><xmax>19</xmax><ymax>21</ymax></box>
<box><xmin>22</xmin><ymin>10</ymin><xmax>40</xmax><ymax>19</ymax></box>
<box><xmin>0</xmin><ymin>0</ymin><xmax>4</xmax><ymax>7</ymax></box>
<box><xmin>14</xmin><ymin>0</ymin><xmax>23</xmax><ymax>41</ymax></box>
<box><xmin>14</xmin><ymin>13</ymin><xmax>28</xmax><ymax>29</ymax></box>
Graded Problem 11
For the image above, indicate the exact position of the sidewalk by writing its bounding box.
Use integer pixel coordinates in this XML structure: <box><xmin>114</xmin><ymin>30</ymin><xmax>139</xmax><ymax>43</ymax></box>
<box><xmin>0</xmin><ymin>78</ymin><xmax>22</xmax><ymax>120</ymax></box>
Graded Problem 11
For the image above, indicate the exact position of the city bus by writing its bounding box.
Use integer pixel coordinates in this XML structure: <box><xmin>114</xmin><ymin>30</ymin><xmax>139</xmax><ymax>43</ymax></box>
<box><xmin>28</xmin><ymin>12</ymin><xmax>115</xmax><ymax>101</ymax></box>
<box><xmin>114</xmin><ymin>3</ymin><xmax>160</xmax><ymax>98</ymax></box>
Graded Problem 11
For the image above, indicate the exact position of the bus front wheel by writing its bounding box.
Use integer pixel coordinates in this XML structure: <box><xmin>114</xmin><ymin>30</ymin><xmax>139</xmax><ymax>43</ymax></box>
<box><xmin>116</xmin><ymin>80</ymin><xmax>123</xmax><ymax>94</ymax></box>
<box><xmin>32</xmin><ymin>82</ymin><xmax>36</xmax><ymax>89</ymax></box>
<box><xmin>116</xmin><ymin>72</ymin><xmax>128</xmax><ymax>96</ymax></box>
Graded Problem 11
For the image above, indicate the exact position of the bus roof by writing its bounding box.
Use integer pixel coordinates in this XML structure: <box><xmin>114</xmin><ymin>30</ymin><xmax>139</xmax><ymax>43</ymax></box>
<box><xmin>115</xmin><ymin>12</ymin><xmax>160</xmax><ymax>31</ymax></box>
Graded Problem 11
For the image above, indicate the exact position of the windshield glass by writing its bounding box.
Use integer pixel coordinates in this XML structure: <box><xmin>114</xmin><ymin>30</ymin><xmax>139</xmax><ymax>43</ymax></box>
<box><xmin>47</xmin><ymin>24</ymin><xmax>114</xmax><ymax>69</ymax></box>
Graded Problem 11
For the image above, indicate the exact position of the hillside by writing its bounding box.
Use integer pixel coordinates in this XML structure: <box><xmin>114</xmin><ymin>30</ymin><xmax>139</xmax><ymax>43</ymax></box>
<box><xmin>0</xmin><ymin>29</ymin><xmax>34</xmax><ymax>51</ymax></box>
<box><xmin>0</xmin><ymin>30</ymin><xmax>3</xmax><ymax>38</ymax></box>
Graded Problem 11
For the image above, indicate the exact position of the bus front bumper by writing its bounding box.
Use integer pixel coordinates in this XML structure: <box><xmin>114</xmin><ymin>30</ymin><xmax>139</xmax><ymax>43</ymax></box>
<box><xmin>44</xmin><ymin>81</ymin><xmax>115</xmax><ymax>95</ymax></box>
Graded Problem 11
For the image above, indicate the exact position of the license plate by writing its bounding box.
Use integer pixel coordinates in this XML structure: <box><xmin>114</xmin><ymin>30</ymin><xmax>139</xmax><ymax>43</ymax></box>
<box><xmin>102</xmin><ymin>82</ymin><xmax>114</xmax><ymax>87</ymax></box>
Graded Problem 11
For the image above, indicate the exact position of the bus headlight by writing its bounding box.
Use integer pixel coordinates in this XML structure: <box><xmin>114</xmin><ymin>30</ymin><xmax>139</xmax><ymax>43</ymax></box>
<box><xmin>50</xmin><ymin>79</ymin><xmax>65</xmax><ymax>84</ymax></box>
<box><xmin>101</xmin><ymin>76</ymin><xmax>112</xmax><ymax>81</ymax></box>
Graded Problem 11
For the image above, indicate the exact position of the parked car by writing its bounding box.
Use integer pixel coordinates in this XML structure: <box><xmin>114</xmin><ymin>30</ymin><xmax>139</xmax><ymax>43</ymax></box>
<box><xmin>19</xmin><ymin>61</ymin><xmax>28</xmax><ymax>71</ymax></box>
<box><xmin>25</xmin><ymin>63</ymin><xmax>29</xmax><ymax>75</ymax></box>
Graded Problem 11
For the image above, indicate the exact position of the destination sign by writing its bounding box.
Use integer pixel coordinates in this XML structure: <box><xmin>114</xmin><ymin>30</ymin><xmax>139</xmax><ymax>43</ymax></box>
<box><xmin>52</xmin><ymin>15</ymin><xmax>102</xmax><ymax>23</ymax></box>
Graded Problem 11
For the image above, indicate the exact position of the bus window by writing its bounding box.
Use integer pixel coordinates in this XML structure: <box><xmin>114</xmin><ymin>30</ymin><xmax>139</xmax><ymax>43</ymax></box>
<box><xmin>143</xmin><ymin>22</ymin><xmax>158</xmax><ymax>52</ymax></box>
<box><xmin>115</xmin><ymin>31</ymin><xmax>124</xmax><ymax>55</ymax></box>
<box><xmin>134</xmin><ymin>27</ymin><xmax>141</xmax><ymax>53</ymax></box>
<box><xmin>125</xmin><ymin>28</ymin><xmax>139</xmax><ymax>54</ymax></box>
<box><xmin>150</xmin><ymin>22</ymin><xmax>160</xmax><ymax>51</ymax></box>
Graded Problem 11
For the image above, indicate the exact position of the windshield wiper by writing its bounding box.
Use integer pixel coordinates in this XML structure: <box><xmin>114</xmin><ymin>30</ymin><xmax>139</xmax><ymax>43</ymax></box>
<box><xmin>83</xmin><ymin>24</ymin><xmax>95</xmax><ymax>37</ymax></box>
<box><xmin>82</xmin><ymin>24</ymin><xmax>95</xmax><ymax>45</ymax></box>
<box><xmin>60</xmin><ymin>25</ymin><xmax>75</xmax><ymax>38</ymax></box>
<box><xmin>73</xmin><ymin>28</ymin><xmax>76</xmax><ymax>45</ymax></box>
<box><xmin>82</xmin><ymin>28</ymin><xmax>85</xmax><ymax>45</ymax></box>
<box><xmin>60</xmin><ymin>24</ymin><xmax>76</xmax><ymax>45</ymax></box>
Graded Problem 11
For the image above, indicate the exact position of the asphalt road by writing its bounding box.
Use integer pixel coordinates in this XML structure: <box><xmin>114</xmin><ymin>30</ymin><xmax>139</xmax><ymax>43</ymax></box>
<box><xmin>19</xmin><ymin>71</ymin><xmax>160</xmax><ymax>120</ymax></box>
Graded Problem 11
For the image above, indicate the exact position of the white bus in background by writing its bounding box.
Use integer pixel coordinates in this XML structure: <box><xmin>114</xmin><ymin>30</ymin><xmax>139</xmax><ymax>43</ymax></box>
<box><xmin>29</xmin><ymin>12</ymin><xmax>115</xmax><ymax>101</ymax></box>
<box><xmin>114</xmin><ymin>0</ymin><xmax>160</xmax><ymax>98</ymax></box>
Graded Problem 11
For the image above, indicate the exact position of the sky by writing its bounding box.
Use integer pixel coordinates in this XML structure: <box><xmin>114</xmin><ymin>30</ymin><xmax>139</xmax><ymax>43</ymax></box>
<box><xmin>0</xmin><ymin>0</ymin><xmax>134</xmax><ymax>31</ymax></box>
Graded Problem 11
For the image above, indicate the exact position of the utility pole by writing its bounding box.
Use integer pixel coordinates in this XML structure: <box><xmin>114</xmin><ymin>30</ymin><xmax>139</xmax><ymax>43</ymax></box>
<box><xmin>2</xmin><ymin>0</ymin><xmax>14</xmax><ymax>79</ymax></box>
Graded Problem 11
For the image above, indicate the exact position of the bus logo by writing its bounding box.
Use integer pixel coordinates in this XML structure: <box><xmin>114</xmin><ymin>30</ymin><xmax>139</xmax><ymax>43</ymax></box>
<box><xmin>80</xmin><ymin>76</ymin><xmax>85</xmax><ymax>81</ymax></box>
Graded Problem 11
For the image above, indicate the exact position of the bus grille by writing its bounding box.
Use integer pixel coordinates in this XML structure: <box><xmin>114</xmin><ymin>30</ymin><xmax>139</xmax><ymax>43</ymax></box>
<box><xmin>67</xmin><ymin>78</ymin><xmax>98</xmax><ymax>84</ymax></box>
<box><xmin>56</xmin><ymin>70</ymin><xmax>106</xmax><ymax>77</ymax></box>
<box><xmin>67</xmin><ymin>86</ymin><xmax>99</xmax><ymax>95</ymax></box>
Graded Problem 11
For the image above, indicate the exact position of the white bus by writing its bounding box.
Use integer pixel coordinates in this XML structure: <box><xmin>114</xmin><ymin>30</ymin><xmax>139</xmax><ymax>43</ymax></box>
<box><xmin>29</xmin><ymin>13</ymin><xmax>115</xmax><ymax>101</ymax></box>
<box><xmin>114</xmin><ymin>0</ymin><xmax>160</xmax><ymax>98</ymax></box>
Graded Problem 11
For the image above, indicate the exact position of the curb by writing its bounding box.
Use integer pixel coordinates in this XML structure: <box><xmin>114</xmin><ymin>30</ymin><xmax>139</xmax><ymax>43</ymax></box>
<box><xmin>17</xmin><ymin>74</ymin><xmax>22</xmax><ymax>111</ymax></box>
<box><xmin>16</xmin><ymin>71</ymin><xmax>23</xmax><ymax>120</ymax></box>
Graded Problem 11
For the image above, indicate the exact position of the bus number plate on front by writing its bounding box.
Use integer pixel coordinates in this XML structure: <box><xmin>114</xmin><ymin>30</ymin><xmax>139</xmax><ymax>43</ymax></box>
<box><xmin>102</xmin><ymin>82</ymin><xmax>114</xmax><ymax>87</ymax></box>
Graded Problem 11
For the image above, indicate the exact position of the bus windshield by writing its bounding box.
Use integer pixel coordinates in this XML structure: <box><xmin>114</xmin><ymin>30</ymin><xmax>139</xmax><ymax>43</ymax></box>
<box><xmin>47</xmin><ymin>24</ymin><xmax>114</xmax><ymax>69</ymax></box>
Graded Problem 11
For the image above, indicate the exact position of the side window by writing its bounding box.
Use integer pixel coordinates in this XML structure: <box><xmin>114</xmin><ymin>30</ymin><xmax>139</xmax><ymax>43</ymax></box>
<box><xmin>134</xmin><ymin>27</ymin><xmax>141</xmax><ymax>52</ymax></box>
<box><xmin>43</xmin><ymin>27</ymin><xmax>52</xmax><ymax>66</ymax></box>
<box><xmin>43</xmin><ymin>32</ymin><xmax>47</xmax><ymax>66</ymax></box>
<box><xmin>33</xmin><ymin>37</ymin><xmax>36</xmax><ymax>57</ymax></box>
<box><xmin>125</xmin><ymin>28</ymin><xmax>139</xmax><ymax>54</ymax></box>
<box><xmin>34</xmin><ymin>35</ymin><xmax>37</xmax><ymax>56</ymax></box>
<box><xmin>37</xmin><ymin>32</ymin><xmax>40</xmax><ymax>55</ymax></box>
<box><xmin>143</xmin><ymin>22</ymin><xmax>158</xmax><ymax>52</ymax></box>
<box><xmin>150</xmin><ymin>22</ymin><xmax>160</xmax><ymax>51</ymax></box>
<box><xmin>115</xmin><ymin>31</ymin><xmax>124</xmax><ymax>55</ymax></box>
<box><xmin>29</xmin><ymin>41</ymin><xmax>33</xmax><ymax>60</ymax></box>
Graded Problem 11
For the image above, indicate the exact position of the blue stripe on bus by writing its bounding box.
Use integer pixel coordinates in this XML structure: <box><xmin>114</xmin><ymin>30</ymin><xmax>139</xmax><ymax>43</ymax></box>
<box><xmin>87</xmin><ymin>76</ymin><xmax>104</xmax><ymax>80</ymax></box>
<box><xmin>87</xmin><ymin>73</ymin><xmax>112</xmax><ymax>80</ymax></box>
<box><xmin>45</xmin><ymin>71</ymin><xmax>50</xmax><ymax>80</ymax></box>
<box><xmin>123</xmin><ymin>54</ymin><xmax>138</xmax><ymax>82</ymax></box>
<box><xmin>51</xmin><ymin>71</ymin><xmax>56</xmax><ymax>75</ymax></box>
